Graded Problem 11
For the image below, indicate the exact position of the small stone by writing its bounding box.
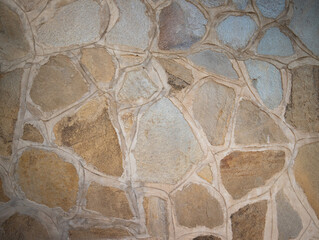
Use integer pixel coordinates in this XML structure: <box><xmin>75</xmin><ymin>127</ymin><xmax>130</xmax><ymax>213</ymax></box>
<box><xmin>220</xmin><ymin>150</ymin><xmax>285</xmax><ymax>199</ymax></box>
<box><xmin>69</xmin><ymin>227</ymin><xmax>131</xmax><ymax>239</ymax></box>
<box><xmin>256</xmin><ymin>0</ymin><xmax>285</xmax><ymax>18</ymax></box>
<box><xmin>193</xmin><ymin>236</ymin><xmax>222</xmax><ymax>240</ymax></box>
<box><xmin>0</xmin><ymin>178</ymin><xmax>9</xmax><ymax>202</ymax></box>
<box><xmin>199</xmin><ymin>0</ymin><xmax>225</xmax><ymax>7</ymax></box>
<box><xmin>172</xmin><ymin>184</ymin><xmax>223</xmax><ymax>228</ymax></box>
<box><xmin>86</xmin><ymin>182</ymin><xmax>133</xmax><ymax>219</ymax></box>
<box><xmin>233</xmin><ymin>0</ymin><xmax>248</xmax><ymax>10</ymax></box>
<box><xmin>22</xmin><ymin>124</ymin><xmax>43</xmax><ymax>143</ymax></box>
<box><xmin>197</xmin><ymin>165</ymin><xmax>213</xmax><ymax>184</ymax></box>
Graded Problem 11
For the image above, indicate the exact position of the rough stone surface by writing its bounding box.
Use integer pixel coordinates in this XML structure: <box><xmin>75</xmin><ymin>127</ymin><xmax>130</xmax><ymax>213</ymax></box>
<box><xmin>256</xmin><ymin>0</ymin><xmax>285</xmax><ymax>18</ymax></box>
<box><xmin>233</xmin><ymin>0</ymin><xmax>248</xmax><ymax>10</ymax></box>
<box><xmin>17</xmin><ymin>0</ymin><xmax>44</xmax><ymax>12</ymax></box>
<box><xmin>197</xmin><ymin>165</ymin><xmax>213</xmax><ymax>184</ymax></box>
<box><xmin>0</xmin><ymin>178</ymin><xmax>9</xmax><ymax>202</ymax></box>
<box><xmin>193</xmin><ymin>236</ymin><xmax>222</xmax><ymax>240</ymax></box>
<box><xmin>69</xmin><ymin>227</ymin><xmax>131</xmax><ymax>239</ymax></box>
<box><xmin>199</xmin><ymin>0</ymin><xmax>225</xmax><ymax>7</ymax></box>
<box><xmin>21</xmin><ymin>124</ymin><xmax>43</xmax><ymax>143</ymax></box>
<box><xmin>220</xmin><ymin>150</ymin><xmax>285</xmax><ymax>199</ymax></box>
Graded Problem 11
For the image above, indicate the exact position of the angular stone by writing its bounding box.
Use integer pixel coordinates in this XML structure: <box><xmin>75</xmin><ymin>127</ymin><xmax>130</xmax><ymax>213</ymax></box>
<box><xmin>188</xmin><ymin>50</ymin><xmax>238</xmax><ymax>79</ymax></box>
<box><xmin>30</xmin><ymin>55</ymin><xmax>88</xmax><ymax>113</ymax></box>
<box><xmin>220</xmin><ymin>150</ymin><xmax>285</xmax><ymax>199</ymax></box>
<box><xmin>197</xmin><ymin>165</ymin><xmax>213</xmax><ymax>184</ymax></box>
<box><xmin>231</xmin><ymin>201</ymin><xmax>267</xmax><ymax>240</ymax></box>
<box><xmin>158</xmin><ymin>0</ymin><xmax>207</xmax><ymax>50</ymax></box>
<box><xmin>0</xmin><ymin>69</ymin><xmax>22</xmax><ymax>156</ymax></box>
<box><xmin>245</xmin><ymin>59</ymin><xmax>283</xmax><ymax>109</ymax></box>
<box><xmin>233</xmin><ymin>0</ymin><xmax>248</xmax><ymax>10</ymax></box>
<box><xmin>193</xmin><ymin>236</ymin><xmax>221</xmax><ymax>240</ymax></box>
<box><xmin>234</xmin><ymin>100</ymin><xmax>288</xmax><ymax>145</ymax></box>
<box><xmin>22</xmin><ymin>124</ymin><xmax>43</xmax><ymax>143</ymax></box>
<box><xmin>69</xmin><ymin>227</ymin><xmax>131</xmax><ymax>239</ymax></box>
<box><xmin>0</xmin><ymin>214</ymin><xmax>49</xmax><ymax>240</ymax></box>
<box><xmin>257</xmin><ymin>27</ymin><xmax>294</xmax><ymax>57</ymax></box>
<box><xmin>256</xmin><ymin>0</ymin><xmax>285</xmax><ymax>18</ymax></box>
<box><xmin>0</xmin><ymin>178</ymin><xmax>9</xmax><ymax>202</ymax></box>
<box><xmin>86</xmin><ymin>182</ymin><xmax>133</xmax><ymax>219</ymax></box>
<box><xmin>217</xmin><ymin>15</ymin><xmax>256</xmax><ymax>50</ymax></box>
<box><xmin>134</xmin><ymin>98</ymin><xmax>203</xmax><ymax>184</ymax></box>
<box><xmin>172</xmin><ymin>184</ymin><xmax>223</xmax><ymax>228</ymax></box>
<box><xmin>199</xmin><ymin>0</ymin><xmax>225</xmax><ymax>7</ymax></box>
<box><xmin>54</xmin><ymin>98</ymin><xmax>123</xmax><ymax>177</ymax></box>
<box><xmin>193</xmin><ymin>81</ymin><xmax>235</xmax><ymax>145</ymax></box>
<box><xmin>294</xmin><ymin>142</ymin><xmax>319</xmax><ymax>219</ymax></box>
<box><xmin>285</xmin><ymin>65</ymin><xmax>319</xmax><ymax>133</ymax></box>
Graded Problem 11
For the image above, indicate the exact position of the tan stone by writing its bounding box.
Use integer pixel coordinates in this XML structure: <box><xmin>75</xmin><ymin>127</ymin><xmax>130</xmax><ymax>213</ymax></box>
<box><xmin>18</xmin><ymin>149</ymin><xmax>79</xmax><ymax>211</ymax></box>
<box><xmin>197</xmin><ymin>165</ymin><xmax>213</xmax><ymax>184</ymax></box>
<box><xmin>0</xmin><ymin>178</ymin><xmax>9</xmax><ymax>202</ymax></box>
<box><xmin>22</xmin><ymin>124</ymin><xmax>43</xmax><ymax>143</ymax></box>
<box><xmin>193</xmin><ymin>236</ymin><xmax>222</xmax><ymax>240</ymax></box>
<box><xmin>220</xmin><ymin>150</ymin><xmax>285</xmax><ymax>199</ymax></box>
<box><xmin>69</xmin><ymin>227</ymin><xmax>131</xmax><ymax>239</ymax></box>
<box><xmin>17</xmin><ymin>0</ymin><xmax>44</xmax><ymax>12</ymax></box>
<box><xmin>54</xmin><ymin>98</ymin><xmax>123</xmax><ymax>177</ymax></box>
<box><xmin>172</xmin><ymin>184</ymin><xmax>223</xmax><ymax>228</ymax></box>
<box><xmin>30</xmin><ymin>55</ymin><xmax>88</xmax><ymax>112</ymax></box>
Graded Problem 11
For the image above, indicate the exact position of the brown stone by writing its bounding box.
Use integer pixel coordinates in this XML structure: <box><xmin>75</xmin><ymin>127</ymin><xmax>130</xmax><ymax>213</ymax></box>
<box><xmin>69</xmin><ymin>227</ymin><xmax>131</xmax><ymax>239</ymax></box>
<box><xmin>0</xmin><ymin>178</ymin><xmax>9</xmax><ymax>202</ymax></box>
<box><xmin>197</xmin><ymin>165</ymin><xmax>213</xmax><ymax>184</ymax></box>
<box><xmin>22</xmin><ymin>124</ymin><xmax>43</xmax><ymax>143</ymax></box>
<box><xmin>86</xmin><ymin>182</ymin><xmax>133</xmax><ymax>219</ymax></box>
<box><xmin>172</xmin><ymin>184</ymin><xmax>223</xmax><ymax>228</ymax></box>
<box><xmin>54</xmin><ymin>98</ymin><xmax>123</xmax><ymax>177</ymax></box>
<box><xmin>17</xmin><ymin>0</ymin><xmax>44</xmax><ymax>12</ymax></box>
<box><xmin>231</xmin><ymin>201</ymin><xmax>268</xmax><ymax>240</ymax></box>
<box><xmin>220</xmin><ymin>150</ymin><xmax>285</xmax><ymax>199</ymax></box>
<box><xmin>18</xmin><ymin>149</ymin><xmax>79</xmax><ymax>211</ymax></box>
<box><xmin>193</xmin><ymin>236</ymin><xmax>221</xmax><ymax>240</ymax></box>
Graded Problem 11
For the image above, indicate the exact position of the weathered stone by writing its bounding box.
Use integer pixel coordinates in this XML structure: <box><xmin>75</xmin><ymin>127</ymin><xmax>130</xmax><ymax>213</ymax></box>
<box><xmin>86</xmin><ymin>182</ymin><xmax>133</xmax><ymax>219</ymax></box>
<box><xmin>285</xmin><ymin>65</ymin><xmax>319</xmax><ymax>133</ymax></box>
<box><xmin>0</xmin><ymin>214</ymin><xmax>49</xmax><ymax>240</ymax></box>
<box><xmin>234</xmin><ymin>100</ymin><xmax>287</xmax><ymax>145</ymax></box>
<box><xmin>193</xmin><ymin>81</ymin><xmax>235</xmax><ymax>145</ymax></box>
<box><xmin>276</xmin><ymin>190</ymin><xmax>303</xmax><ymax>240</ymax></box>
<box><xmin>199</xmin><ymin>0</ymin><xmax>225</xmax><ymax>7</ymax></box>
<box><xmin>193</xmin><ymin>236</ymin><xmax>221</xmax><ymax>240</ymax></box>
<box><xmin>197</xmin><ymin>165</ymin><xmax>213</xmax><ymax>184</ymax></box>
<box><xmin>18</xmin><ymin>149</ymin><xmax>78</xmax><ymax>211</ymax></box>
<box><xmin>30</xmin><ymin>55</ymin><xmax>88</xmax><ymax>113</ymax></box>
<box><xmin>17</xmin><ymin>0</ymin><xmax>44</xmax><ymax>12</ymax></box>
<box><xmin>69</xmin><ymin>227</ymin><xmax>131</xmax><ymax>239</ymax></box>
<box><xmin>231</xmin><ymin>201</ymin><xmax>267</xmax><ymax>240</ymax></box>
<box><xmin>80</xmin><ymin>48</ymin><xmax>115</xmax><ymax>83</ymax></box>
<box><xmin>294</xmin><ymin>142</ymin><xmax>319</xmax><ymax>219</ymax></box>
<box><xmin>172</xmin><ymin>184</ymin><xmax>223</xmax><ymax>228</ymax></box>
<box><xmin>256</xmin><ymin>0</ymin><xmax>285</xmax><ymax>18</ymax></box>
<box><xmin>54</xmin><ymin>98</ymin><xmax>123</xmax><ymax>177</ymax></box>
<box><xmin>245</xmin><ymin>59</ymin><xmax>283</xmax><ymax>109</ymax></box>
<box><xmin>22</xmin><ymin>124</ymin><xmax>43</xmax><ymax>143</ymax></box>
<box><xmin>0</xmin><ymin>69</ymin><xmax>22</xmax><ymax>156</ymax></box>
<box><xmin>233</xmin><ymin>0</ymin><xmax>248</xmax><ymax>10</ymax></box>
<box><xmin>134</xmin><ymin>98</ymin><xmax>203</xmax><ymax>184</ymax></box>
<box><xmin>0</xmin><ymin>178</ymin><xmax>9</xmax><ymax>202</ymax></box>
<box><xmin>158</xmin><ymin>0</ymin><xmax>207</xmax><ymax>50</ymax></box>
<box><xmin>220</xmin><ymin>150</ymin><xmax>285</xmax><ymax>199</ymax></box>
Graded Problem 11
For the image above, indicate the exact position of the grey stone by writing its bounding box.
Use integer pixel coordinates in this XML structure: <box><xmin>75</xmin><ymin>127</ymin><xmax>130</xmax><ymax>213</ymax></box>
<box><xmin>199</xmin><ymin>0</ymin><xmax>225</xmax><ymax>7</ymax></box>
<box><xmin>256</xmin><ymin>0</ymin><xmax>285</xmax><ymax>18</ymax></box>
<box><xmin>233</xmin><ymin>0</ymin><xmax>248</xmax><ymax>10</ymax></box>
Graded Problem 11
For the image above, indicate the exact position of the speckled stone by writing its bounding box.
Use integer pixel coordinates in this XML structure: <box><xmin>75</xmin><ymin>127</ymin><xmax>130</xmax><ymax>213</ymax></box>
<box><xmin>256</xmin><ymin>0</ymin><xmax>285</xmax><ymax>18</ymax></box>
<box><xmin>199</xmin><ymin>0</ymin><xmax>225</xmax><ymax>7</ymax></box>
<box><xmin>0</xmin><ymin>178</ymin><xmax>9</xmax><ymax>202</ymax></box>
<box><xmin>233</xmin><ymin>0</ymin><xmax>248</xmax><ymax>10</ymax></box>
<box><xmin>22</xmin><ymin>124</ymin><xmax>43</xmax><ymax>143</ymax></box>
<box><xmin>69</xmin><ymin>227</ymin><xmax>132</xmax><ymax>239</ymax></box>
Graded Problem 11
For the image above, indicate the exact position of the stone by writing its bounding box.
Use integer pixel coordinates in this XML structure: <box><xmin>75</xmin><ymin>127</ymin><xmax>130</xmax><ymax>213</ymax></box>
<box><xmin>80</xmin><ymin>48</ymin><xmax>115</xmax><ymax>83</ymax></box>
<box><xmin>233</xmin><ymin>0</ymin><xmax>248</xmax><ymax>10</ymax></box>
<box><xmin>134</xmin><ymin>98</ymin><xmax>203</xmax><ymax>184</ymax></box>
<box><xmin>22</xmin><ymin>124</ymin><xmax>43</xmax><ymax>143</ymax></box>
<box><xmin>199</xmin><ymin>0</ymin><xmax>225</xmax><ymax>7</ymax></box>
<box><xmin>0</xmin><ymin>178</ymin><xmax>9</xmax><ymax>202</ymax></box>
<box><xmin>0</xmin><ymin>214</ymin><xmax>49</xmax><ymax>240</ymax></box>
<box><xmin>197</xmin><ymin>165</ymin><xmax>213</xmax><ymax>184</ymax></box>
<box><xmin>285</xmin><ymin>65</ymin><xmax>319</xmax><ymax>133</ymax></box>
<box><xmin>193</xmin><ymin>236</ymin><xmax>221</xmax><ymax>240</ymax></box>
<box><xmin>294</xmin><ymin>142</ymin><xmax>319</xmax><ymax>219</ymax></box>
<box><xmin>245</xmin><ymin>59</ymin><xmax>283</xmax><ymax>109</ymax></box>
<box><xmin>231</xmin><ymin>201</ymin><xmax>267</xmax><ymax>240</ymax></box>
<box><xmin>193</xmin><ymin>81</ymin><xmax>236</xmax><ymax>145</ymax></box>
<box><xmin>188</xmin><ymin>49</ymin><xmax>238</xmax><ymax>79</ymax></box>
<box><xmin>276</xmin><ymin>190</ymin><xmax>303</xmax><ymax>240</ymax></box>
<box><xmin>220</xmin><ymin>150</ymin><xmax>285</xmax><ymax>199</ymax></box>
<box><xmin>86</xmin><ymin>182</ymin><xmax>133</xmax><ymax>219</ymax></box>
<box><xmin>234</xmin><ymin>100</ymin><xmax>287</xmax><ymax>145</ymax></box>
<box><xmin>54</xmin><ymin>98</ymin><xmax>123</xmax><ymax>177</ymax></box>
<box><xmin>217</xmin><ymin>15</ymin><xmax>256</xmax><ymax>50</ymax></box>
<box><xmin>18</xmin><ymin>149</ymin><xmax>79</xmax><ymax>211</ymax></box>
<box><xmin>30</xmin><ymin>55</ymin><xmax>88</xmax><ymax>113</ymax></box>
<box><xmin>69</xmin><ymin>227</ymin><xmax>131</xmax><ymax>239</ymax></box>
<box><xmin>0</xmin><ymin>69</ymin><xmax>22</xmax><ymax>157</ymax></box>
<box><xmin>172</xmin><ymin>184</ymin><xmax>223</xmax><ymax>228</ymax></box>
<box><xmin>257</xmin><ymin>27</ymin><xmax>294</xmax><ymax>57</ymax></box>
<box><xmin>158</xmin><ymin>0</ymin><xmax>207</xmax><ymax>50</ymax></box>
<box><xmin>256</xmin><ymin>0</ymin><xmax>285</xmax><ymax>18</ymax></box>
<box><xmin>17</xmin><ymin>0</ymin><xmax>44</xmax><ymax>12</ymax></box>
<box><xmin>106</xmin><ymin>0</ymin><xmax>151</xmax><ymax>49</ymax></box>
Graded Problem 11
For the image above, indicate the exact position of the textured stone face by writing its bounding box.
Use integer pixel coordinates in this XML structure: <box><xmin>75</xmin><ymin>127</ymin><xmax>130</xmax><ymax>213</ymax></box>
<box><xmin>220</xmin><ymin>150</ymin><xmax>285</xmax><ymax>199</ymax></box>
<box><xmin>193</xmin><ymin>236</ymin><xmax>222</xmax><ymax>240</ymax></box>
<box><xmin>54</xmin><ymin>98</ymin><xmax>123</xmax><ymax>177</ymax></box>
<box><xmin>197</xmin><ymin>165</ymin><xmax>213</xmax><ymax>184</ymax></box>
<box><xmin>172</xmin><ymin>184</ymin><xmax>223</xmax><ymax>228</ymax></box>
<box><xmin>0</xmin><ymin>178</ymin><xmax>9</xmax><ymax>202</ymax></box>
<box><xmin>256</xmin><ymin>0</ymin><xmax>285</xmax><ymax>18</ymax></box>
<box><xmin>22</xmin><ymin>124</ymin><xmax>43</xmax><ymax>143</ymax></box>
<box><xmin>199</xmin><ymin>0</ymin><xmax>225</xmax><ymax>7</ymax></box>
<box><xmin>193</xmin><ymin>81</ymin><xmax>235</xmax><ymax>145</ymax></box>
<box><xmin>233</xmin><ymin>0</ymin><xmax>248</xmax><ymax>10</ymax></box>
<box><xmin>69</xmin><ymin>227</ymin><xmax>131</xmax><ymax>239</ymax></box>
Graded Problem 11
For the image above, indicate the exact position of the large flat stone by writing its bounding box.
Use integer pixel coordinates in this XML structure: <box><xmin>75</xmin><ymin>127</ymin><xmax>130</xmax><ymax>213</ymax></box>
<box><xmin>69</xmin><ymin>227</ymin><xmax>131</xmax><ymax>239</ymax></box>
<box><xmin>256</xmin><ymin>0</ymin><xmax>285</xmax><ymax>18</ymax></box>
<box><xmin>22</xmin><ymin>124</ymin><xmax>43</xmax><ymax>143</ymax></box>
<box><xmin>0</xmin><ymin>178</ymin><xmax>9</xmax><ymax>202</ymax></box>
<box><xmin>233</xmin><ymin>0</ymin><xmax>248</xmax><ymax>10</ymax></box>
<box><xmin>199</xmin><ymin>0</ymin><xmax>225</xmax><ymax>7</ymax></box>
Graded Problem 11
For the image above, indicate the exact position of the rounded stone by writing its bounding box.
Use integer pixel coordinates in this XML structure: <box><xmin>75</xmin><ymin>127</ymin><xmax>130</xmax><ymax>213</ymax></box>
<box><xmin>256</xmin><ymin>0</ymin><xmax>285</xmax><ymax>18</ymax></box>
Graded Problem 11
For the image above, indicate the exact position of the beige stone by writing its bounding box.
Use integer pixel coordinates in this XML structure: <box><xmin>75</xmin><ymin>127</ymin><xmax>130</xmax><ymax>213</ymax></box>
<box><xmin>193</xmin><ymin>236</ymin><xmax>222</xmax><ymax>240</ymax></box>
<box><xmin>0</xmin><ymin>178</ymin><xmax>9</xmax><ymax>202</ymax></box>
<box><xmin>69</xmin><ymin>227</ymin><xmax>131</xmax><ymax>239</ymax></box>
<box><xmin>17</xmin><ymin>0</ymin><xmax>44</xmax><ymax>12</ymax></box>
<box><xmin>197</xmin><ymin>165</ymin><xmax>213</xmax><ymax>184</ymax></box>
<box><xmin>18</xmin><ymin>149</ymin><xmax>79</xmax><ymax>211</ymax></box>
<box><xmin>54</xmin><ymin>98</ymin><xmax>123</xmax><ymax>177</ymax></box>
<box><xmin>22</xmin><ymin>124</ymin><xmax>43</xmax><ymax>143</ymax></box>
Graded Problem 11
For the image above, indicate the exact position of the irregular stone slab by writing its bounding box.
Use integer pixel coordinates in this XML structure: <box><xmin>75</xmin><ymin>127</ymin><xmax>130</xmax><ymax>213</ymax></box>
<box><xmin>158</xmin><ymin>0</ymin><xmax>207</xmax><ymax>50</ymax></box>
<box><xmin>193</xmin><ymin>236</ymin><xmax>221</xmax><ymax>240</ymax></box>
<box><xmin>54</xmin><ymin>98</ymin><xmax>123</xmax><ymax>177</ymax></box>
<box><xmin>106</xmin><ymin>0</ymin><xmax>151</xmax><ymax>49</ymax></box>
<box><xmin>193</xmin><ymin>81</ymin><xmax>235</xmax><ymax>145</ymax></box>
<box><xmin>0</xmin><ymin>178</ymin><xmax>9</xmax><ymax>202</ymax></box>
<box><xmin>22</xmin><ymin>124</ymin><xmax>43</xmax><ymax>143</ymax></box>
<box><xmin>199</xmin><ymin>0</ymin><xmax>225</xmax><ymax>7</ymax></box>
<box><xmin>217</xmin><ymin>15</ymin><xmax>256</xmax><ymax>50</ymax></box>
<box><xmin>276</xmin><ymin>190</ymin><xmax>303</xmax><ymax>240</ymax></box>
<box><xmin>285</xmin><ymin>65</ymin><xmax>319</xmax><ymax>133</ymax></box>
<box><xmin>86</xmin><ymin>182</ymin><xmax>133</xmax><ymax>219</ymax></box>
<box><xmin>188</xmin><ymin>50</ymin><xmax>238</xmax><ymax>79</ymax></box>
<box><xmin>197</xmin><ymin>165</ymin><xmax>213</xmax><ymax>184</ymax></box>
<box><xmin>257</xmin><ymin>27</ymin><xmax>294</xmax><ymax>57</ymax></box>
<box><xmin>0</xmin><ymin>69</ymin><xmax>22</xmax><ymax>157</ymax></box>
<box><xmin>17</xmin><ymin>0</ymin><xmax>44</xmax><ymax>12</ymax></box>
<box><xmin>245</xmin><ymin>59</ymin><xmax>282</xmax><ymax>109</ymax></box>
<box><xmin>69</xmin><ymin>227</ymin><xmax>131</xmax><ymax>239</ymax></box>
<box><xmin>231</xmin><ymin>201</ymin><xmax>267</xmax><ymax>240</ymax></box>
<box><xmin>234</xmin><ymin>100</ymin><xmax>287</xmax><ymax>145</ymax></box>
<box><xmin>134</xmin><ymin>98</ymin><xmax>203</xmax><ymax>184</ymax></box>
<box><xmin>18</xmin><ymin>149</ymin><xmax>78</xmax><ymax>211</ymax></box>
<box><xmin>220</xmin><ymin>150</ymin><xmax>285</xmax><ymax>199</ymax></box>
<box><xmin>172</xmin><ymin>184</ymin><xmax>223</xmax><ymax>228</ymax></box>
<box><xmin>294</xmin><ymin>142</ymin><xmax>319</xmax><ymax>219</ymax></box>
<box><xmin>0</xmin><ymin>214</ymin><xmax>49</xmax><ymax>240</ymax></box>
<box><xmin>233</xmin><ymin>0</ymin><xmax>248</xmax><ymax>10</ymax></box>
<box><xmin>30</xmin><ymin>55</ymin><xmax>88</xmax><ymax>113</ymax></box>
<box><xmin>256</xmin><ymin>0</ymin><xmax>285</xmax><ymax>18</ymax></box>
